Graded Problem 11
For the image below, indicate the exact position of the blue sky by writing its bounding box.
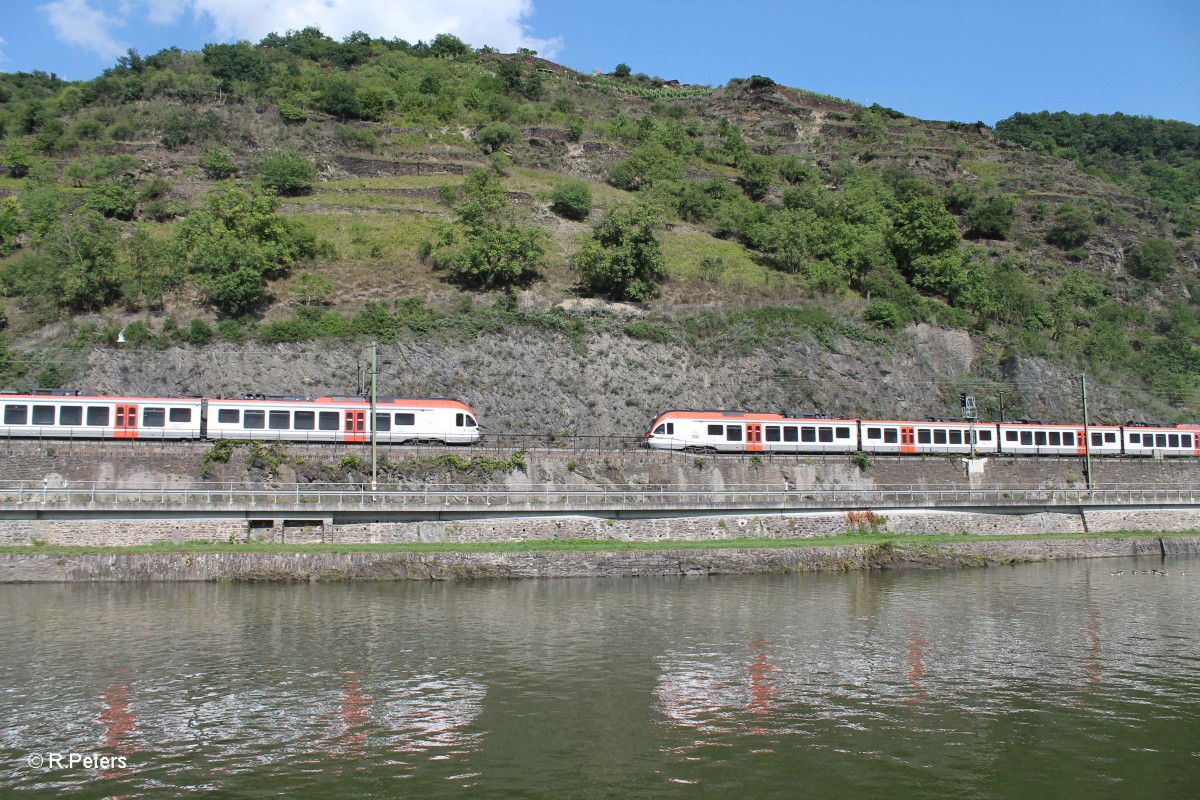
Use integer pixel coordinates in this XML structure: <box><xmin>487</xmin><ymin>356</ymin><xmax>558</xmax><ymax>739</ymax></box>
<box><xmin>0</xmin><ymin>0</ymin><xmax>1196</xmax><ymax>126</ymax></box>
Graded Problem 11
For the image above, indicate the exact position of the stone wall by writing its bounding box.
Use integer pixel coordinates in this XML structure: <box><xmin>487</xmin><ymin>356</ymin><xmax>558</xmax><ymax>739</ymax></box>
<box><xmin>3</xmin><ymin>505</ymin><xmax>1200</xmax><ymax>549</ymax></box>
<box><xmin>3</xmin><ymin>536</ymin><xmax>1196</xmax><ymax>583</ymax></box>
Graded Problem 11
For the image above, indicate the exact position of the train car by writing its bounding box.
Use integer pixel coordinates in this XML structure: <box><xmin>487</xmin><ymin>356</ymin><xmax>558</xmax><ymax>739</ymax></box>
<box><xmin>204</xmin><ymin>395</ymin><xmax>481</xmax><ymax>444</ymax></box>
<box><xmin>0</xmin><ymin>390</ymin><xmax>204</xmax><ymax>440</ymax></box>
<box><xmin>859</xmin><ymin>419</ymin><xmax>999</xmax><ymax>455</ymax></box>
<box><xmin>644</xmin><ymin>410</ymin><xmax>859</xmax><ymax>453</ymax></box>
<box><xmin>996</xmin><ymin>421</ymin><xmax>1093</xmax><ymax>456</ymax></box>
<box><xmin>1121</xmin><ymin>423</ymin><xmax>1200</xmax><ymax>457</ymax></box>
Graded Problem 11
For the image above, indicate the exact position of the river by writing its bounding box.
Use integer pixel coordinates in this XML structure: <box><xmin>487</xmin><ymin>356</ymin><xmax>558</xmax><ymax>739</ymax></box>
<box><xmin>2</xmin><ymin>555</ymin><xmax>1198</xmax><ymax>798</ymax></box>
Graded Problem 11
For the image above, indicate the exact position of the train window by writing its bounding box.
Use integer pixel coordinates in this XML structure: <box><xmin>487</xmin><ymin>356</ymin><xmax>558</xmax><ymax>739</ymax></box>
<box><xmin>949</xmin><ymin>430</ymin><xmax>962</xmax><ymax>445</ymax></box>
<box><xmin>466</xmin><ymin>415</ymin><xmax>477</xmax><ymax>428</ymax></box>
<box><xmin>765</xmin><ymin>426</ymin><xmax>781</xmax><ymax>442</ymax></box>
<box><xmin>884</xmin><ymin>428</ymin><xmax>898</xmax><ymax>444</ymax></box>
<box><xmin>1049</xmin><ymin>432</ymin><xmax>1061</xmax><ymax>446</ymax></box>
<box><xmin>1091</xmin><ymin>432</ymin><xmax>1102</xmax><ymax>447</ymax></box>
<box><xmin>866</xmin><ymin>427</ymin><xmax>881</xmax><ymax>440</ymax></box>
<box><xmin>1021</xmin><ymin>432</ymin><xmax>1033</xmax><ymax>445</ymax></box>
<box><xmin>1183</xmin><ymin>435</ymin><xmax>1193</xmax><ymax>448</ymax></box>
<box><xmin>375</xmin><ymin>413</ymin><xmax>391</xmax><ymax>432</ymax></box>
<box><xmin>217</xmin><ymin>409</ymin><xmax>239</xmax><ymax>424</ymax></box>
<box><xmin>4</xmin><ymin>405</ymin><xmax>27</xmax><ymax>425</ymax></box>
<box><xmin>664</xmin><ymin>423</ymin><xmax>673</xmax><ymax>434</ymax></box>
<box><xmin>60</xmin><ymin>406</ymin><xmax>82</xmax><ymax>426</ymax></box>
<box><xmin>269</xmin><ymin>411</ymin><xmax>290</xmax><ymax>430</ymax></box>
<box><xmin>396</xmin><ymin>413</ymin><xmax>416</xmax><ymax>426</ymax></box>
<box><xmin>653</xmin><ymin>424</ymin><xmax>665</xmax><ymax>434</ymax></box>
<box><xmin>32</xmin><ymin>405</ymin><xmax>55</xmax><ymax>425</ymax></box>
<box><xmin>917</xmin><ymin>430</ymin><xmax>931</xmax><ymax>444</ymax></box>
<box><xmin>1035</xmin><ymin>431</ymin><xmax>1047</xmax><ymax>446</ymax></box>
<box><xmin>87</xmin><ymin>407</ymin><xmax>109</xmax><ymax>426</ymax></box>
<box><xmin>819</xmin><ymin>427</ymin><xmax>833</xmax><ymax>442</ymax></box>
<box><xmin>784</xmin><ymin>426</ymin><xmax>799</xmax><ymax>442</ymax></box>
<box><xmin>978</xmin><ymin>430</ymin><xmax>992</xmax><ymax>441</ymax></box>
<box><xmin>933</xmin><ymin>430</ymin><xmax>947</xmax><ymax>445</ymax></box>
<box><xmin>1128</xmin><ymin>433</ymin><xmax>1141</xmax><ymax>444</ymax></box>
<box><xmin>1156</xmin><ymin>434</ymin><xmax>1167</xmax><ymax>448</ymax></box>
<box><xmin>1005</xmin><ymin>431</ymin><xmax>1018</xmax><ymax>442</ymax></box>
<box><xmin>1063</xmin><ymin>432</ymin><xmax>1074</xmax><ymax>446</ymax></box>
<box><xmin>143</xmin><ymin>408</ymin><xmax>166</xmax><ymax>427</ymax></box>
<box><xmin>1169</xmin><ymin>434</ymin><xmax>1180</xmax><ymax>448</ymax></box>
<box><xmin>726</xmin><ymin>426</ymin><xmax>742</xmax><ymax>442</ymax></box>
<box><xmin>169</xmin><ymin>408</ymin><xmax>192</xmax><ymax>423</ymax></box>
<box><xmin>243</xmin><ymin>410</ymin><xmax>265</xmax><ymax>429</ymax></box>
<box><xmin>1105</xmin><ymin>432</ymin><xmax>1116</xmax><ymax>443</ymax></box>
<box><xmin>456</xmin><ymin>413</ymin><xmax>464</xmax><ymax>426</ymax></box>
<box><xmin>836</xmin><ymin>427</ymin><xmax>850</xmax><ymax>439</ymax></box>
<box><xmin>294</xmin><ymin>411</ymin><xmax>315</xmax><ymax>430</ymax></box>
<box><xmin>801</xmin><ymin>427</ymin><xmax>816</xmax><ymax>443</ymax></box>
<box><xmin>707</xmin><ymin>424</ymin><xmax>723</xmax><ymax>436</ymax></box>
<box><xmin>318</xmin><ymin>412</ymin><xmax>339</xmax><ymax>431</ymax></box>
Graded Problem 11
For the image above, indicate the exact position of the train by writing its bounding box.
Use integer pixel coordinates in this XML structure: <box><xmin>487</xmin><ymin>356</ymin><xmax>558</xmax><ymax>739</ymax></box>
<box><xmin>2</xmin><ymin>388</ymin><xmax>1196</xmax><ymax>459</ymax></box>
<box><xmin>642</xmin><ymin>409</ymin><xmax>1200</xmax><ymax>458</ymax></box>
<box><xmin>0</xmin><ymin>390</ymin><xmax>481</xmax><ymax>444</ymax></box>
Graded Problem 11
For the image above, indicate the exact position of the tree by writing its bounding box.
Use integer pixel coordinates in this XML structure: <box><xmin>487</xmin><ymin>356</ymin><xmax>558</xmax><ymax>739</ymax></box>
<box><xmin>967</xmin><ymin>195</ymin><xmax>1016</xmax><ymax>240</ymax></box>
<box><xmin>574</xmin><ymin>204</ymin><xmax>666</xmax><ymax>301</ymax></box>
<box><xmin>3</xmin><ymin>141</ymin><xmax>34</xmax><ymax>178</ymax></box>
<box><xmin>1129</xmin><ymin>238</ymin><xmax>1173</xmax><ymax>282</ymax></box>
<box><xmin>259</xmin><ymin>148</ymin><xmax>316</xmax><ymax>196</ymax></box>
<box><xmin>613</xmin><ymin>63</ymin><xmax>631</xmax><ymax>78</ymax></box>
<box><xmin>430</xmin><ymin>169</ymin><xmax>545</xmax><ymax>288</ymax></box>
<box><xmin>0</xmin><ymin>197</ymin><xmax>21</xmax><ymax>256</ymax></box>
<box><xmin>891</xmin><ymin>195</ymin><xmax>964</xmax><ymax>298</ymax></box>
<box><xmin>550</xmin><ymin>180</ymin><xmax>593</xmax><ymax>220</ymax></box>
<box><xmin>608</xmin><ymin>143</ymin><xmax>685</xmax><ymax>191</ymax></box>
<box><xmin>317</xmin><ymin>76</ymin><xmax>362</xmax><ymax>119</ymax></box>
<box><xmin>477</xmin><ymin>122</ymin><xmax>518</xmax><ymax>154</ymax></box>
<box><xmin>738</xmin><ymin>155</ymin><xmax>774</xmax><ymax>201</ymax></box>
<box><xmin>1046</xmin><ymin>203</ymin><xmax>1094</xmax><ymax>248</ymax></box>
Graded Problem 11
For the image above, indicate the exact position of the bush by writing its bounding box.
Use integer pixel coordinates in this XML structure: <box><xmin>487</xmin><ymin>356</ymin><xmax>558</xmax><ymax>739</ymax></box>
<box><xmin>864</xmin><ymin>300</ymin><xmax>905</xmax><ymax>329</ymax></box>
<box><xmin>966</xmin><ymin>196</ymin><xmax>1016</xmax><ymax>240</ymax></box>
<box><xmin>1046</xmin><ymin>203</ymin><xmax>1094</xmax><ymax>248</ymax></box>
<box><xmin>259</xmin><ymin>147</ymin><xmax>316</xmax><ymax>196</ymax></box>
<box><xmin>1128</xmin><ymin>238</ymin><xmax>1173</xmax><ymax>281</ymax></box>
<box><xmin>550</xmin><ymin>180</ymin><xmax>593</xmax><ymax>220</ymax></box>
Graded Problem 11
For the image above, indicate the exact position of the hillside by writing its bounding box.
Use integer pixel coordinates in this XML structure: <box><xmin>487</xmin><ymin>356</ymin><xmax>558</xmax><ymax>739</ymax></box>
<box><xmin>0</xmin><ymin>31</ymin><xmax>1198</xmax><ymax>437</ymax></box>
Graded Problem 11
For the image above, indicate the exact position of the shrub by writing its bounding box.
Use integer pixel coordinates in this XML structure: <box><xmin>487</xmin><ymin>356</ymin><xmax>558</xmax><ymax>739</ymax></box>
<box><xmin>1046</xmin><ymin>203</ymin><xmax>1094</xmax><ymax>248</ymax></box>
<box><xmin>477</xmin><ymin>122</ymin><xmax>518</xmax><ymax>153</ymax></box>
<box><xmin>259</xmin><ymin>147</ymin><xmax>316</xmax><ymax>196</ymax></box>
<box><xmin>1128</xmin><ymin>238</ymin><xmax>1173</xmax><ymax>281</ymax></box>
<box><xmin>550</xmin><ymin>180</ymin><xmax>593</xmax><ymax>220</ymax></box>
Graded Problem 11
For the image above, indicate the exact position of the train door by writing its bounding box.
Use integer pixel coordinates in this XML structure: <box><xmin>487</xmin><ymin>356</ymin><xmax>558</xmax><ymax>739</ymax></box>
<box><xmin>746</xmin><ymin>423</ymin><xmax>763</xmax><ymax>452</ymax></box>
<box><xmin>900</xmin><ymin>426</ymin><xmax>916</xmax><ymax>454</ymax></box>
<box><xmin>344</xmin><ymin>410</ymin><xmax>366</xmax><ymax>443</ymax></box>
<box><xmin>113</xmin><ymin>404</ymin><xmax>138</xmax><ymax>439</ymax></box>
<box><xmin>1077</xmin><ymin>429</ymin><xmax>1087</xmax><ymax>455</ymax></box>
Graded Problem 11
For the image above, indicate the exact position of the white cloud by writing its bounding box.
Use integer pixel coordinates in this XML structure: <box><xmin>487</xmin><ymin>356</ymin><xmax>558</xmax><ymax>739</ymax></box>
<box><xmin>39</xmin><ymin>0</ymin><xmax>128</xmax><ymax>61</ymax></box>
<box><xmin>191</xmin><ymin>0</ymin><xmax>561</xmax><ymax>56</ymax></box>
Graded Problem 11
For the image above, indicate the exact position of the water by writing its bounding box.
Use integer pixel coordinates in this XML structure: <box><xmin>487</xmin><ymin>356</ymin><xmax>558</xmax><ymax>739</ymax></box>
<box><xmin>2</xmin><ymin>556</ymin><xmax>1199</xmax><ymax>799</ymax></box>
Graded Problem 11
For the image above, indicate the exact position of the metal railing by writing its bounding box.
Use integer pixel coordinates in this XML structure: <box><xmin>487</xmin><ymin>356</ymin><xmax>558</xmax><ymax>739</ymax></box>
<box><xmin>5</xmin><ymin>481</ymin><xmax>1200</xmax><ymax>510</ymax></box>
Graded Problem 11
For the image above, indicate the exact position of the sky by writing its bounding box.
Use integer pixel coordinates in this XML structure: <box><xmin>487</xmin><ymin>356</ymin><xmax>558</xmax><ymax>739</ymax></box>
<box><xmin>0</xmin><ymin>0</ymin><xmax>1197</xmax><ymax>127</ymax></box>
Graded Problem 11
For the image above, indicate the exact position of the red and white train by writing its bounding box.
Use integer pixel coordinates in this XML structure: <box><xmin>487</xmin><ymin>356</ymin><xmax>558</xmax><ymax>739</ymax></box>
<box><xmin>643</xmin><ymin>409</ymin><xmax>1199</xmax><ymax>457</ymax></box>
<box><xmin>0</xmin><ymin>390</ymin><xmax>481</xmax><ymax>444</ymax></box>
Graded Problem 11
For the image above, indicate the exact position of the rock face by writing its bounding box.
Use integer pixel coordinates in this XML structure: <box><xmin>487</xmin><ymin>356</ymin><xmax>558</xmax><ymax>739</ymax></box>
<box><xmin>76</xmin><ymin>320</ymin><xmax>1130</xmax><ymax>439</ymax></box>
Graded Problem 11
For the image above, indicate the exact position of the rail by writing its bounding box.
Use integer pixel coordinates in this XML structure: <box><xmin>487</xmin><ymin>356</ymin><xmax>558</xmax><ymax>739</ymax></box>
<box><xmin>5</xmin><ymin>481</ymin><xmax>1200</xmax><ymax>509</ymax></box>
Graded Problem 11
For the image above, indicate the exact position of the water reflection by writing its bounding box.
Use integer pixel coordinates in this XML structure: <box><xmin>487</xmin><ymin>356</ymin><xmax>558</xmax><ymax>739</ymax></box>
<box><xmin>1</xmin><ymin>557</ymin><xmax>1198</xmax><ymax>798</ymax></box>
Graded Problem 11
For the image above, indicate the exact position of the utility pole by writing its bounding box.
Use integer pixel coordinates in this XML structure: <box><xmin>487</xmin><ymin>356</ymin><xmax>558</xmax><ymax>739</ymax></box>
<box><xmin>997</xmin><ymin>390</ymin><xmax>1005</xmax><ymax>424</ymax></box>
<box><xmin>1081</xmin><ymin>372</ymin><xmax>1092</xmax><ymax>490</ymax></box>
<box><xmin>961</xmin><ymin>394</ymin><xmax>977</xmax><ymax>458</ymax></box>
<box><xmin>370</xmin><ymin>342</ymin><xmax>378</xmax><ymax>493</ymax></box>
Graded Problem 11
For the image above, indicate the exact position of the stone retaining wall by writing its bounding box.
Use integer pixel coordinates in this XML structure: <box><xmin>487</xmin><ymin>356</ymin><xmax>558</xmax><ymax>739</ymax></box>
<box><xmin>3</xmin><ymin>536</ymin><xmax>1195</xmax><ymax>583</ymax></box>
<box><xmin>3</xmin><ymin>506</ymin><xmax>1200</xmax><ymax>548</ymax></box>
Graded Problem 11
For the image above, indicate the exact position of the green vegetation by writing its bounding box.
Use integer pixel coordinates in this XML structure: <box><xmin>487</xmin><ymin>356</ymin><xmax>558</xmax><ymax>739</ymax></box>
<box><xmin>0</xmin><ymin>28</ymin><xmax>1196</xmax><ymax>416</ymax></box>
